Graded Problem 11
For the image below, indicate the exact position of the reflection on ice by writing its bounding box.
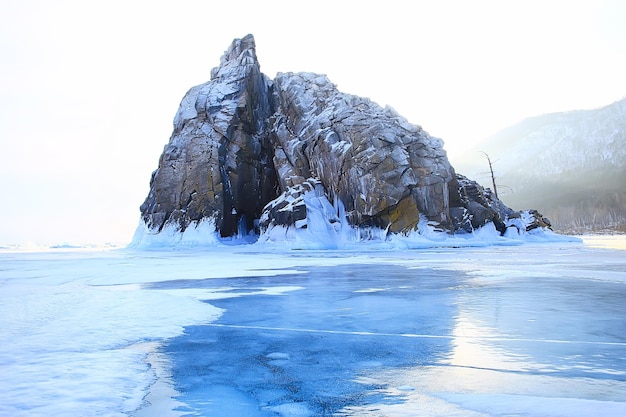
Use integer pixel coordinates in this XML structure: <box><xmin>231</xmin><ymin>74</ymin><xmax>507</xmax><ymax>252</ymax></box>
<box><xmin>338</xmin><ymin>252</ymin><xmax>626</xmax><ymax>416</ymax></box>
<box><xmin>158</xmin><ymin>265</ymin><xmax>456</xmax><ymax>416</ymax></box>
<box><xmin>156</xmin><ymin>257</ymin><xmax>626</xmax><ymax>416</ymax></box>
<box><xmin>448</xmin><ymin>310</ymin><xmax>540</xmax><ymax>373</ymax></box>
<box><xmin>582</xmin><ymin>235</ymin><xmax>626</xmax><ymax>251</ymax></box>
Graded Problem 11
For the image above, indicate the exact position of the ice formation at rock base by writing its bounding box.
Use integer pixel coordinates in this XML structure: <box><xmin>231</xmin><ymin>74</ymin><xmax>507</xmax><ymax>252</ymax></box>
<box><xmin>137</xmin><ymin>34</ymin><xmax>553</xmax><ymax>247</ymax></box>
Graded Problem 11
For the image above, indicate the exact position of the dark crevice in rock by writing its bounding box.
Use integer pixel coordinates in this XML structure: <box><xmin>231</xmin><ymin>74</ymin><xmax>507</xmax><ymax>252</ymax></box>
<box><xmin>139</xmin><ymin>34</ymin><xmax>551</xmax><ymax>240</ymax></box>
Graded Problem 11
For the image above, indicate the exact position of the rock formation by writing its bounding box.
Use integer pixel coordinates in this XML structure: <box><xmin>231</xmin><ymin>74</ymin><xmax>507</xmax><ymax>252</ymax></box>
<box><xmin>139</xmin><ymin>35</ymin><xmax>276</xmax><ymax>238</ymax></box>
<box><xmin>266</xmin><ymin>71</ymin><xmax>455</xmax><ymax>234</ymax></box>
<box><xmin>137</xmin><ymin>34</ymin><xmax>550</xmax><ymax>244</ymax></box>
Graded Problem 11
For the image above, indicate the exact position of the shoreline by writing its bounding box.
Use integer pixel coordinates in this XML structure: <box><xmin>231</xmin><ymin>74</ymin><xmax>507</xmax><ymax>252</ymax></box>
<box><xmin>132</xmin><ymin>342</ymin><xmax>187</xmax><ymax>417</ymax></box>
<box><xmin>580</xmin><ymin>235</ymin><xmax>626</xmax><ymax>250</ymax></box>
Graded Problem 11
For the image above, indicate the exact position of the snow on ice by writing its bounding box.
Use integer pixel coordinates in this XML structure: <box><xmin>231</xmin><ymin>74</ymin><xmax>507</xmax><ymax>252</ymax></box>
<box><xmin>1</xmin><ymin>233</ymin><xmax>625</xmax><ymax>416</ymax></box>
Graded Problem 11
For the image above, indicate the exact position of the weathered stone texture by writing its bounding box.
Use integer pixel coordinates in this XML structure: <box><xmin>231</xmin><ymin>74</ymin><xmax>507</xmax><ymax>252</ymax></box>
<box><xmin>140</xmin><ymin>34</ymin><xmax>277</xmax><ymax>237</ymax></box>
<box><xmin>140</xmin><ymin>35</ymin><xmax>551</xmax><ymax>239</ymax></box>
<box><xmin>267</xmin><ymin>72</ymin><xmax>456</xmax><ymax>233</ymax></box>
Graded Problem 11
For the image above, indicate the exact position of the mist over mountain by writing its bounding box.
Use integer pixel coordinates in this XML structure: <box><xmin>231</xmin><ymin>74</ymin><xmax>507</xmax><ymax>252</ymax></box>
<box><xmin>455</xmin><ymin>98</ymin><xmax>626</xmax><ymax>233</ymax></box>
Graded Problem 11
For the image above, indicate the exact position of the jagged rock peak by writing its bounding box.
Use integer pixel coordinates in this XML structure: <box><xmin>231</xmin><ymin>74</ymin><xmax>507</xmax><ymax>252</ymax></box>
<box><xmin>140</xmin><ymin>34</ymin><xmax>275</xmax><ymax>239</ymax></box>
<box><xmin>135</xmin><ymin>35</ymin><xmax>552</xmax><ymax>246</ymax></box>
<box><xmin>211</xmin><ymin>34</ymin><xmax>259</xmax><ymax>80</ymax></box>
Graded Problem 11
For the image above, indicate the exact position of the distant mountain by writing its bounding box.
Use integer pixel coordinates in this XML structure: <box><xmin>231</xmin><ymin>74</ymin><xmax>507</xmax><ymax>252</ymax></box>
<box><xmin>455</xmin><ymin>98</ymin><xmax>626</xmax><ymax>233</ymax></box>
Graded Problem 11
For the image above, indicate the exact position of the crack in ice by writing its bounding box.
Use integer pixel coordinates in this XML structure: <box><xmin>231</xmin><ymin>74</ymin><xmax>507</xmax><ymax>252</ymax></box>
<box><xmin>205</xmin><ymin>324</ymin><xmax>626</xmax><ymax>346</ymax></box>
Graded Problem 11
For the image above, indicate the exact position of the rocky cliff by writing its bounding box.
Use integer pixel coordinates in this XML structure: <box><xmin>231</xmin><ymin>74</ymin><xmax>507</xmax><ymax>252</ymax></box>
<box><xmin>139</xmin><ymin>35</ymin><xmax>276</xmax><ymax>238</ymax></box>
<box><xmin>137</xmin><ymin>35</ymin><xmax>549</xmax><ymax>245</ymax></box>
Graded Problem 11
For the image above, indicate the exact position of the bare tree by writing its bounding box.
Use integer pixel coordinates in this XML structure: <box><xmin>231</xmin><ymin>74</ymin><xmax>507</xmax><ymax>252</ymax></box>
<box><xmin>480</xmin><ymin>151</ymin><xmax>498</xmax><ymax>199</ymax></box>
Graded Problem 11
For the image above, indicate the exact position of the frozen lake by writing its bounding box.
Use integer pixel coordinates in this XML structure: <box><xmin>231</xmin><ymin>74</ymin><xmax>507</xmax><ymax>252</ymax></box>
<box><xmin>1</xmin><ymin>237</ymin><xmax>625</xmax><ymax>416</ymax></box>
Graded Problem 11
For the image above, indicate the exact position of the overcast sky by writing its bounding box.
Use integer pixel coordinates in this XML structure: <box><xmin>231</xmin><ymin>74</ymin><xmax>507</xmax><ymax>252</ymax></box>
<box><xmin>1</xmin><ymin>0</ymin><xmax>625</xmax><ymax>245</ymax></box>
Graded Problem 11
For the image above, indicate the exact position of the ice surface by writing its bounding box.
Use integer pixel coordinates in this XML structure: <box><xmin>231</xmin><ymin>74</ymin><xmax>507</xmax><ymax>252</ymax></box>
<box><xmin>130</xmin><ymin>218</ymin><xmax>221</xmax><ymax>248</ymax></box>
<box><xmin>1</xmin><ymin>238</ymin><xmax>625</xmax><ymax>416</ymax></box>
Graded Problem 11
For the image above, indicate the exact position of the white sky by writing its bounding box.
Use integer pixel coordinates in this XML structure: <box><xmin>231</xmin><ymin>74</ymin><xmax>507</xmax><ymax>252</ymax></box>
<box><xmin>1</xmin><ymin>0</ymin><xmax>625</xmax><ymax>244</ymax></box>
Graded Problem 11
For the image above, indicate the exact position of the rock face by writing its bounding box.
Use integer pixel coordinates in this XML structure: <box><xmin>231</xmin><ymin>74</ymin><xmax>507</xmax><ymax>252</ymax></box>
<box><xmin>450</xmin><ymin>174</ymin><xmax>551</xmax><ymax>234</ymax></box>
<box><xmin>266</xmin><ymin>71</ymin><xmax>454</xmax><ymax>234</ymax></box>
<box><xmin>138</xmin><ymin>35</ymin><xmax>550</xmax><ymax>243</ymax></box>
<box><xmin>139</xmin><ymin>35</ymin><xmax>277</xmax><ymax>237</ymax></box>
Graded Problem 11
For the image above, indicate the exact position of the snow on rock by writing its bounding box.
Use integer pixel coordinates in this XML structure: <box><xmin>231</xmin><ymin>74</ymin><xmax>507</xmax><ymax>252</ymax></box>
<box><xmin>268</xmin><ymin>71</ymin><xmax>454</xmax><ymax>234</ymax></box>
<box><xmin>137</xmin><ymin>34</ymin><xmax>560</xmax><ymax>248</ymax></box>
<box><xmin>259</xmin><ymin>178</ymin><xmax>356</xmax><ymax>249</ymax></box>
<box><xmin>139</xmin><ymin>34</ymin><xmax>275</xmax><ymax>239</ymax></box>
<box><xmin>130</xmin><ymin>218</ymin><xmax>221</xmax><ymax>248</ymax></box>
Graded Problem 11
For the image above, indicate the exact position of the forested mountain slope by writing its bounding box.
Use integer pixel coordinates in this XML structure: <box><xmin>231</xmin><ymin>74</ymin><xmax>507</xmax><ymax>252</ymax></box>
<box><xmin>455</xmin><ymin>98</ymin><xmax>626</xmax><ymax>233</ymax></box>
